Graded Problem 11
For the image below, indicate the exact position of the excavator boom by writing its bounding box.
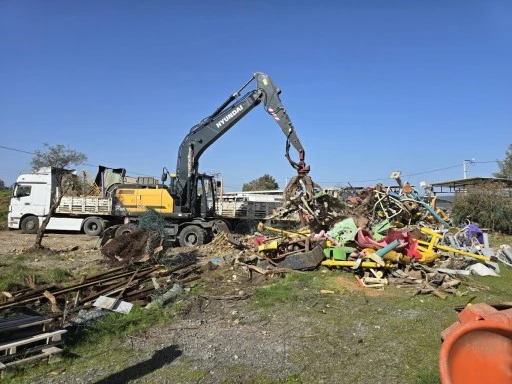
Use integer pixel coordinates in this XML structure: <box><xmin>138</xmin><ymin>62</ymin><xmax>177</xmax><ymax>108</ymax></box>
<box><xmin>172</xmin><ymin>72</ymin><xmax>316</xmax><ymax>216</ymax></box>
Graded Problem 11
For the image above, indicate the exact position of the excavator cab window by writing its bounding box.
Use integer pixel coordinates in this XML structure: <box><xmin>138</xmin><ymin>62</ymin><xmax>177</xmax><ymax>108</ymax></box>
<box><xmin>194</xmin><ymin>176</ymin><xmax>215</xmax><ymax>218</ymax></box>
<box><xmin>169</xmin><ymin>175</ymin><xmax>176</xmax><ymax>192</ymax></box>
<box><xmin>196</xmin><ymin>179</ymin><xmax>204</xmax><ymax>217</ymax></box>
<box><xmin>205</xmin><ymin>177</ymin><xmax>215</xmax><ymax>217</ymax></box>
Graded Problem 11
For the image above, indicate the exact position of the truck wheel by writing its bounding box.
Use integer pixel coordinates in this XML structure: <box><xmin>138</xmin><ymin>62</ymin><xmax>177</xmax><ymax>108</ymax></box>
<box><xmin>83</xmin><ymin>217</ymin><xmax>104</xmax><ymax>236</ymax></box>
<box><xmin>179</xmin><ymin>225</ymin><xmax>206</xmax><ymax>247</ymax></box>
<box><xmin>21</xmin><ymin>216</ymin><xmax>39</xmax><ymax>234</ymax></box>
<box><xmin>115</xmin><ymin>223</ymin><xmax>138</xmax><ymax>237</ymax></box>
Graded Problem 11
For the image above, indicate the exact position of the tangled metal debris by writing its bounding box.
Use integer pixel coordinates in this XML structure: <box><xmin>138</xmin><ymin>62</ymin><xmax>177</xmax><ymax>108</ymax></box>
<box><xmin>232</xmin><ymin>171</ymin><xmax>511</xmax><ymax>298</ymax></box>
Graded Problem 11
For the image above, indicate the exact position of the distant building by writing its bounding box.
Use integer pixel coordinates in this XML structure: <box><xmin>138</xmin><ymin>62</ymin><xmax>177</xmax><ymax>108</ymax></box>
<box><xmin>430</xmin><ymin>177</ymin><xmax>512</xmax><ymax>209</ymax></box>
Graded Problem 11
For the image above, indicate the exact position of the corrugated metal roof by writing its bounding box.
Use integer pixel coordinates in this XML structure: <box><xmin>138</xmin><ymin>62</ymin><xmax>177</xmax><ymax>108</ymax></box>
<box><xmin>431</xmin><ymin>177</ymin><xmax>512</xmax><ymax>188</ymax></box>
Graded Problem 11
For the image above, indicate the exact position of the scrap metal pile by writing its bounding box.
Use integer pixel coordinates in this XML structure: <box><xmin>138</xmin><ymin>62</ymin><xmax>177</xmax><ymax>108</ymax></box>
<box><xmin>232</xmin><ymin>172</ymin><xmax>512</xmax><ymax>298</ymax></box>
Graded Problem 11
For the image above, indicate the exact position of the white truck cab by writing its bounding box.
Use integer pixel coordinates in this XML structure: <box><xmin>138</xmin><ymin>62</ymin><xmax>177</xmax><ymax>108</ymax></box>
<box><xmin>9</xmin><ymin>168</ymin><xmax>56</xmax><ymax>232</ymax></box>
<box><xmin>8</xmin><ymin>167</ymin><xmax>109</xmax><ymax>234</ymax></box>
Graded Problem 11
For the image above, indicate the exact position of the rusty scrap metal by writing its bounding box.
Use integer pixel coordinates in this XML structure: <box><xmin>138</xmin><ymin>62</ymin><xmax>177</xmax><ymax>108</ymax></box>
<box><xmin>0</xmin><ymin>266</ymin><xmax>158</xmax><ymax>311</ymax></box>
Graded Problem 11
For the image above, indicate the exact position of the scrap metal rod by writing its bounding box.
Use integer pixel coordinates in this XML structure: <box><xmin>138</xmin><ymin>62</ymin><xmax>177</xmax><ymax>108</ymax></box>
<box><xmin>0</xmin><ymin>266</ymin><xmax>157</xmax><ymax>310</ymax></box>
<box><xmin>111</xmin><ymin>269</ymin><xmax>140</xmax><ymax>309</ymax></box>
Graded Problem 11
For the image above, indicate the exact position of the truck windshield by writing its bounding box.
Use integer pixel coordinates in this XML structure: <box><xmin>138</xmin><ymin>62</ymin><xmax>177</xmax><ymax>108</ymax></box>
<box><xmin>14</xmin><ymin>184</ymin><xmax>32</xmax><ymax>198</ymax></box>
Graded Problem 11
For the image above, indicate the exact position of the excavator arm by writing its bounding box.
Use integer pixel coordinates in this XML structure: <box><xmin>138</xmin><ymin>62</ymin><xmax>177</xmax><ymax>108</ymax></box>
<box><xmin>173</xmin><ymin>72</ymin><xmax>314</xmax><ymax>213</ymax></box>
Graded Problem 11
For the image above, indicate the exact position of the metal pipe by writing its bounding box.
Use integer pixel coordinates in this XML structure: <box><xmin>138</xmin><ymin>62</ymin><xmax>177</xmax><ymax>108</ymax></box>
<box><xmin>375</xmin><ymin>239</ymin><xmax>401</xmax><ymax>257</ymax></box>
<box><xmin>482</xmin><ymin>229</ymin><xmax>490</xmax><ymax>249</ymax></box>
<box><xmin>321</xmin><ymin>260</ymin><xmax>381</xmax><ymax>268</ymax></box>
<box><xmin>210</xmin><ymin>76</ymin><xmax>255</xmax><ymax>119</ymax></box>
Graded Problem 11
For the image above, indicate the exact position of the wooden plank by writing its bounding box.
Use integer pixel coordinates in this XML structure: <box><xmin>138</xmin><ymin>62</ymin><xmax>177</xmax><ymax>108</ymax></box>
<box><xmin>0</xmin><ymin>339</ymin><xmax>62</xmax><ymax>363</ymax></box>
<box><xmin>0</xmin><ymin>347</ymin><xmax>62</xmax><ymax>370</ymax></box>
<box><xmin>42</xmin><ymin>346</ymin><xmax>62</xmax><ymax>355</ymax></box>
<box><xmin>0</xmin><ymin>330</ymin><xmax>66</xmax><ymax>352</ymax></box>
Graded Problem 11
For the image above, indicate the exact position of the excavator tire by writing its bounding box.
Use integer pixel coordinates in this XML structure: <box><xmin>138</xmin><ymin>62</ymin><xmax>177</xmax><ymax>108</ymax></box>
<box><xmin>115</xmin><ymin>223</ymin><xmax>138</xmax><ymax>238</ymax></box>
<box><xmin>179</xmin><ymin>225</ymin><xmax>206</xmax><ymax>247</ymax></box>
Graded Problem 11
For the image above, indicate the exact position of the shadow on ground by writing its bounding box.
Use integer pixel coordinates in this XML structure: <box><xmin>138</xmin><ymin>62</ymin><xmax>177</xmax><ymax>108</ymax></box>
<box><xmin>94</xmin><ymin>345</ymin><xmax>182</xmax><ymax>384</ymax></box>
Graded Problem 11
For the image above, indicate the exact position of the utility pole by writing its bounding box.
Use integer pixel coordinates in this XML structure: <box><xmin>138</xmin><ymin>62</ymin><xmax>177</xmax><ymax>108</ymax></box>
<box><xmin>463</xmin><ymin>159</ymin><xmax>475</xmax><ymax>179</ymax></box>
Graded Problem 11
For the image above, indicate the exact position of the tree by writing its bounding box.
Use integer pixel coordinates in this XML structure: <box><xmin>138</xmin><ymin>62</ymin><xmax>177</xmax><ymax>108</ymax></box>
<box><xmin>493</xmin><ymin>144</ymin><xmax>512</xmax><ymax>179</ymax></box>
<box><xmin>0</xmin><ymin>179</ymin><xmax>5</xmax><ymax>190</ymax></box>
<box><xmin>242</xmin><ymin>174</ymin><xmax>279</xmax><ymax>191</ymax></box>
<box><xmin>30</xmin><ymin>143</ymin><xmax>87</xmax><ymax>249</ymax></box>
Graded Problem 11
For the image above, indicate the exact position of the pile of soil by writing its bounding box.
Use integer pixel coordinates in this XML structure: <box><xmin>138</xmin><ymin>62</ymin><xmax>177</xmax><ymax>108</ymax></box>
<box><xmin>101</xmin><ymin>230</ymin><xmax>161</xmax><ymax>264</ymax></box>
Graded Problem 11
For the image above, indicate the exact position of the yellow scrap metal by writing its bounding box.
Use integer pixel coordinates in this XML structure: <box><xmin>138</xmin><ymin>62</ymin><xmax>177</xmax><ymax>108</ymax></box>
<box><xmin>257</xmin><ymin>222</ymin><xmax>309</xmax><ymax>238</ymax></box>
<box><xmin>417</xmin><ymin>227</ymin><xmax>490</xmax><ymax>262</ymax></box>
<box><xmin>321</xmin><ymin>259</ymin><xmax>393</xmax><ymax>268</ymax></box>
<box><xmin>256</xmin><ymin>240</ymin><xmax>279</xmax><ymax>252</ymax></box>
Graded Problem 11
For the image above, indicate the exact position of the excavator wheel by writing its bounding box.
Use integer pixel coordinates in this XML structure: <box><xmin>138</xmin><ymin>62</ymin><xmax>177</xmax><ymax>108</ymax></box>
<box><xmin>115</xmin><ymin>223</ymin><xmax>138</xmax><ymax>237</ymax></box>
<box><xmin>179</xmin><ymin>225</ymin><xmax>206</xmax><ymax>247</ymax></box>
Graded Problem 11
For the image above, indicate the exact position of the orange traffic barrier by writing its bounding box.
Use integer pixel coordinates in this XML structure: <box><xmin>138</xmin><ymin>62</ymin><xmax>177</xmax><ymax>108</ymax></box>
<box><xmin>439</xmin><ymin>303</ymin><xmax>512</xmax><ymax>384</ymax></box>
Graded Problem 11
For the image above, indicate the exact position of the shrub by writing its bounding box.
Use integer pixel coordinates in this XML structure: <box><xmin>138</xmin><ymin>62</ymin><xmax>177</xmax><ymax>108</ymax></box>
<box><xmin>451</xmin><ymin>182</ymin><xmax>512</xmax><ymax>234</ymax></box>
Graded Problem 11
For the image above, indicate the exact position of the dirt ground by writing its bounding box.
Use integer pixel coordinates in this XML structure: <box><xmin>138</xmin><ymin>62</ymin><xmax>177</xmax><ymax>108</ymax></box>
<box><xmin>0</xmin><ymin>228</ymin><xmax>105</xmax><ymax>276</ymax></box>
<box><xmin>0</xmin><ymin>228</ymin><xmax>99</xmax><ymax>253</ymax></box>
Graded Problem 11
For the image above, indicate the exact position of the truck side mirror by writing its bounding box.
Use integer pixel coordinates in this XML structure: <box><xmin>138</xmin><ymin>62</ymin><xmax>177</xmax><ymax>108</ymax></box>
<box><xmin>216</xmin><ymin>181</ymin><xmax>222</xmax><ymax>188</ymax></box>
<box><xmin>161</xmin><ymin>173</ymin><xmax>167</xmax><ymax>183</ymax></box>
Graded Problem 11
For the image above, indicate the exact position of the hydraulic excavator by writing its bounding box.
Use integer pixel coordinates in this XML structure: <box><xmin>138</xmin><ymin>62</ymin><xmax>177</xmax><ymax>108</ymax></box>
<box><xmin>112</xmin><ymin>72</ymin><xmax>318</xmax><ymax>247</ymax></box>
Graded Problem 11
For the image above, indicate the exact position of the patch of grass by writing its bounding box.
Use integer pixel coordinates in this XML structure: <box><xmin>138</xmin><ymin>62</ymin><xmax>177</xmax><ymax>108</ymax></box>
<box><xmin>219</xmin><ymin>364</ymin><xmax>303</xmax><ymax>384</ymax></box>
<box><xmin>189</xmin><ymin>282</ymin><xmax>206</xmax><ymax>295</ymax></box>
<box><xmin>464</xmin><ymin>265</ymin><xmax>512</xmax><ymax>303</ymax></box>
<box><xmin>68</xmin><ymin>305</ymin><xmax>173</xmax><ymax>348</ymax></box>
<box><xmin>488</xmin><ymin>231</ymin><xmax>512</xmax><ymax>248</ymax></box>
<box><xmin>154</xmin><ymin>359</ymin><xmax>208</xmax><ymax>382</ymax></box>
<box><xmin>0</xmin><ymin>259</ymin><xmax>36</xmax><ymax>291</ymax></box>
<box><xmin>0</xmin><ymin>189</ymin><xmax>11</xmax><ymax>221</ymax></box>
<box><xmin>252</xmin><ymin>280</ymin><xmax>301</xmax><ymax>309</ymax></box>
<box><xmin>0</xmin><ymin>257</ymin><xmax>75</xmax><ymax>291</ymax></box>
<box><xmin>415</xmin><ymin>369</ymin><xmax>441</xmax><ymax>384</ymax></box>
<box><xmin>171</xmin><ymin>299</ymin><xmax>193</xmax><ymax>315</ymax></box>
<box><xmin>45</xmin><ymin>267</ymin><xmax>72</xmax><ymax>284</ymax></box>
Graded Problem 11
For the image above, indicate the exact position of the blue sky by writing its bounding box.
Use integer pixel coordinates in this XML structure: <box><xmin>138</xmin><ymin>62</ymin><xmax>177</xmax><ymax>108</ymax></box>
<box><xmin>1</xmin><ymin>1</ymin><xmax>511</xmax><ymax>191</ymax></box>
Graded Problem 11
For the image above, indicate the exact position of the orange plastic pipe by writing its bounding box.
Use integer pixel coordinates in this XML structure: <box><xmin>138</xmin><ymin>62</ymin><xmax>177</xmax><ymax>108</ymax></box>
<box><xmin>439</xmin><ymin>303</ymin><xmax>512</xmax><ymax>384</ymax></box>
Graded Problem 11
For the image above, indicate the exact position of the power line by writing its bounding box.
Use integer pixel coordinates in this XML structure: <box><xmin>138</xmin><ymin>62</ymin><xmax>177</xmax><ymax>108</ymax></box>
<box><xmin>0</xmin><ymin>145</ymin><xmax>34</xmax><ymax>155</ymax></box>
<box><xmin>0</xmin><ymin>144</ymin><xmax>156</xmax><ymax>177</ymax></box>
<box><xmin>316</xmin><ymin>161</ymin><xmax>498</xmax><ymax>185</ymax></box>
<box><xmin>403</xmin><ymin>164</ymin><xmax>462</xmax><ymax>177</ymax></box>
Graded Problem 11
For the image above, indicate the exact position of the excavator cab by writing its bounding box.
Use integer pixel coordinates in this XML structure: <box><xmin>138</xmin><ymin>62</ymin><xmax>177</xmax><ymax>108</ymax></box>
<box><xmin>194</xmin><ymin>174</ymin><xmax>216</xmax><ymax>218</ymax></box>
